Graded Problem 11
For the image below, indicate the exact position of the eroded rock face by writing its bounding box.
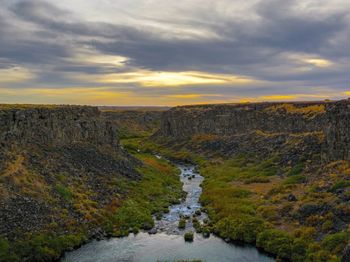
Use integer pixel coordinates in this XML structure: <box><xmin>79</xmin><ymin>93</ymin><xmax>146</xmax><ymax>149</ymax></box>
<box><xmin>157</xmin><ymin>100</ymin><xmax>350</xmax><ymax>162</ymax></box>
<box><xmin>0</xmin><ymin>106</ymin><xmax>118</xmax><ymax>147</ymax></box>
<box><xmin>158</xmin><ymin>102</ymin><xmax>325</xmax><ymax>137</ymax></box>
<box><xmin>323</xmin><ymin>101</ymin><xmax>350</xmax><ymax>161</ymax></box>
<box><xmin>0</xmin><ymin>105</ymin><xmax>139</xmax><ymax>240</ymax></box>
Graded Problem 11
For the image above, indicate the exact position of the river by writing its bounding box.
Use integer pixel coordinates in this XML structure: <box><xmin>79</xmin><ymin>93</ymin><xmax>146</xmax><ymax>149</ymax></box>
<box><xmin>62</xmin><ymin>161</ymin><xmax>274</xmax><ymax>262</ymax></box>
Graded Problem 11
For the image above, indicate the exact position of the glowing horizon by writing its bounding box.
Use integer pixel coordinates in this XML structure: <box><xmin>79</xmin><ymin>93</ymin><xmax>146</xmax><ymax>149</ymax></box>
<box><xmin>1</xmin><ymin>0</ymin><xmax>350</xmax><ymax>106</ymax></box>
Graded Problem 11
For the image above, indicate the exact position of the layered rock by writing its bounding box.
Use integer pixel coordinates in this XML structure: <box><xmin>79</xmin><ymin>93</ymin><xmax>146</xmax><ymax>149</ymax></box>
<box><xmin>158</xmin><ymin>100</ymin><xmax>350</xmax><ymax>162</ymax></box>
<box><xmin>0</xmin><ymin>105</ymin><xmax>139</xmax><ymax>241</ymax></box>
<box><xmin>0</xmin><ymin>105</ymin><xmax>118</xmax><ymax>147</ymax></box>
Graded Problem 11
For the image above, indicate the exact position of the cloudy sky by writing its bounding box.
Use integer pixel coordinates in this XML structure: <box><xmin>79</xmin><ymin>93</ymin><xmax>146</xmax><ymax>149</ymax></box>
<box><xmin>1</xmin><ymin>0</ymin><xmax>350</xmax><ymax>106</ymax></box>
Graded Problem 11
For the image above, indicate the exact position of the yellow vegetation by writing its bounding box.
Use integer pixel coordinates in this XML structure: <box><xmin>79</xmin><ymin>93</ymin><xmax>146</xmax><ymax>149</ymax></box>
<box><xmin>1</xmin><ymin>155</ymin><xmax>50</xmax><ymax>199</ymax></box>
<box><xmin>191</xmin><ymin>134</ymin><xmax>219</xmax><ymax>142</ymax></box>
<box><xmin>264</xmin><ymin>104</ymin><xmax>326</xmax><ymax>118</ymax></box>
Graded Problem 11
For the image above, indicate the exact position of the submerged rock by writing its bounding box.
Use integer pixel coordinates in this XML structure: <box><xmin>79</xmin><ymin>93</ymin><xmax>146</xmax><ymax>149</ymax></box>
<box><xmin>148</xmin><ymin>228</ymin><xmax>157</xmax><ymax>234</ymax></box>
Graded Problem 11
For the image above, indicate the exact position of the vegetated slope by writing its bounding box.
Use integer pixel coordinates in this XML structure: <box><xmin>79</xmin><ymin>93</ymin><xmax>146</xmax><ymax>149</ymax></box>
<box><xmin>0</xmin><ymin>105</ymin><xmax>182</xmax><ymax>262</ymax></box>
<box><xmin>155</xmin><ymin>100</ymin><xmax>350</xmax><ymax>261</ymax></box>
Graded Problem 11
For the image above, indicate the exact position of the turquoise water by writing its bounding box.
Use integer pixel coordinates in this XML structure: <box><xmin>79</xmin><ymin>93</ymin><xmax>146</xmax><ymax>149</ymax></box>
<box><xmin>62</xmin><ymin>162</ymin><xmax>274</xmax><ymax>262</ymax></box>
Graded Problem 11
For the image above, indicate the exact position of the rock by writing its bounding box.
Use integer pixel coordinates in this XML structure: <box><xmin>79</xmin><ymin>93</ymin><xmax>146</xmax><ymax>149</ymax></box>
<box><xmin>148</xmin><ymin>228</ymin><xmax>157</xmax><ymax>235</ymax></box>
<box><xmin>0</xmin><ymin>105</ymin><xmax>141</xmax><ymax>243</ymax></box>
<box><xmin>342</xmin><ymin>244</ymin><xmax>350</xmax><ymax>262</ymax></box>
<box><xmin>287</xmin><ymin>194</ymin><xmax>297</xmax><ymax>201</ymax></box>
<box><xmin>203</xmin><ymin>231</ymin><xmax>210</xmax><ymax>238</ymax></box>
<box><xmin>156</xmin><ymin>100</ymin><xmax>350</xmax><ymax>162</ymax></box>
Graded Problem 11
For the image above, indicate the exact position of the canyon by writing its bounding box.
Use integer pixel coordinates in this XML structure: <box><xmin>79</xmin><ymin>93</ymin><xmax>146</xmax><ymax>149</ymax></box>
<box><xmin>0</xmin><ymin>101</ymin><xmax>349</xmax><ymax>261</ymax></box>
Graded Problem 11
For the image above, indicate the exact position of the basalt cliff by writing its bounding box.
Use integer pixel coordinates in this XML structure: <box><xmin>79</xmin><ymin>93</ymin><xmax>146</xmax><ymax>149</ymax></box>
<box><xmin>0</xmin><ymin>105</ymin><xmax>140</xmax><ymax>261</ymax></box>
<box><xmin>156</xmin><ymin>100</ymin><xmax>350</xmax><ymax>261</ymax></box>
<box><xmin>158</xmin><ymin>100</ymin><xmax>350</xmax><ymax>162</ymax></box>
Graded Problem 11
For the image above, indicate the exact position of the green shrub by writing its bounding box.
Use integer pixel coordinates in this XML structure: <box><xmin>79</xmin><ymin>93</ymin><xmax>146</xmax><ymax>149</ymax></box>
<box><xmin>283</xmin><ymin>174</ymin><xmax>305</xmax><ymax>185</ymax></box>
<box><xmin>55</xmin><ymin>185</ymin><xmax>72</xmax><ymax>200</ymax></box>
<box><xmin>331</xmin><ymin>180</ymin><xmax>350</xmax><ymax>192</ymax></box>
<box><xmin>291</xmin><ymin>238</ymin><xmax>308</xmax><ymax>262</ymax></box>
<box><xmin>0</xmin><ymin>237</ymin><xmax>14</xmax><ymax>261</ymax></box>
<box><xmin>321</xmin><ymin>231</ymin><xmax>350</xmax><ymax>255</ymax></box>
<box><xmin>178</xmin><ymin>218</ymin><xmax>186</xmax><ymax>229</ymax></box>
<box><xmin>256</xmin><ymin>229</ymin><xmax>293</xmax><ymax>260</ymax></box>
<box><xmin>215</xmin><ymin>215</ymin><xmax>266</xmax><ymax>243</ymax></box>
<box><xmin>288</xmin><ymin>163</ymin><xmax>304</xmax><ymax>176</ymax></box>
<box><xmin>112</xmin><ymin>200</ymin><xmax>154</xmax><ymax>234</ymax></box>
<box><xmin>184</xmin><ymin>232</ymin><xmax>194</xmax><ymax>242</ymax></box>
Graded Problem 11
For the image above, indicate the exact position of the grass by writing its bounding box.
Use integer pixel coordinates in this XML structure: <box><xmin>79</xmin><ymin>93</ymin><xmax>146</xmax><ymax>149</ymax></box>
<box><xmin>140</xmin><ymin>144</ymin><xmax>348</xmax><ymax>261</ymax></box>
<box><xmin>0</xmin><ymin>144</ymin><xmax>183</xmax><ymax>261</ymax></box>
<box><xmin>264</xmin><ymin>104</ymin><xmax>326</xmax><ymax>118</ymax></box>
<box><xmin>55</xmin><ymin>185</ymin><xmax>73</xmax><ymax>200</ymax></box>
<box><xmin>104</xmin><ymin>151</ymin><xmax>183</xmax><ymax>236</ymax></box>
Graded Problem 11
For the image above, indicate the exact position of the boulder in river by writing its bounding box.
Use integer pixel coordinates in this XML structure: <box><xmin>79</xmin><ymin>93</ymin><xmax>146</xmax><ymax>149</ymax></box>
<box><xmin>148</xmin><ymin>228</ymin><xmax>157</xmax><ymax>234</ymax></box>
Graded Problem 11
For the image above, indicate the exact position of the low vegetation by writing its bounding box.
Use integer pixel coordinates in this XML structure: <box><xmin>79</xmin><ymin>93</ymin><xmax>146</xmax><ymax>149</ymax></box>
<box><xmin>184</xmin><ymin>232</ymin><xmax>194</xmax><ymax>242</ymax></box>
<box><xmin>0</xmin><ymin>147</ymin><xmax>182</xmax><ymax>261</ymax></box>
<box><xmin>264</xmin><ymin>103</ymin><xmax>326</xmax><ymax>118</ymax></box>
<box><xmin>139</xmin><ymin>137</ymin><xmax>350</xmax><ymax>261</ymax></box>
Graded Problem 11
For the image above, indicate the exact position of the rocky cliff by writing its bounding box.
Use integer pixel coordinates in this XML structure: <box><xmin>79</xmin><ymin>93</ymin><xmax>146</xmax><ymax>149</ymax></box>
<box><xmin>156</xmin><ymin>100</ymin><xmax>350</xmax><ymax>261</ymax></box>
<box><xmin>158</xmin><ymin>100</ymin><xmax>350</xmax><ymax>162</ymax></box>
<box><xmin>0</xmin><ymin>105</ymin><xmax>140</xmax><ymax>260</ymax></box>
<box><xmin>0</xmin><ymin>105</ymin><xmax>118</xmax><ymax>147</ymax></box>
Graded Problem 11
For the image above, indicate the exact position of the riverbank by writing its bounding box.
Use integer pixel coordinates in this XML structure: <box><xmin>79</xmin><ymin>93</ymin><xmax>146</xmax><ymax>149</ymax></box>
<box><xmin>62</xmin><ymin>160</ymin><xmax>274</xmax><ymax>262</ymax></box>
<box><xmin>120</xmin><ymin>137</ymin><xmax>350</xmax><ymax>261</ymax></box>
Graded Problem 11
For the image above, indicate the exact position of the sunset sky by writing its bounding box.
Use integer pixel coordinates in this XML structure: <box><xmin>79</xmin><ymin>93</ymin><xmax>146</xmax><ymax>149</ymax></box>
<box><xmin>1</xmin><ymin>0</ymin><xmax>350</xmax><ymax>106</ymax></box>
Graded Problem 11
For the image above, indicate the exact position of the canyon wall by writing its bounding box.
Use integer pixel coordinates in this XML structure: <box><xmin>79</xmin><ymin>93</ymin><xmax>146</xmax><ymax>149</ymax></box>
<box><xmin>158</xmin><ymin>100</ymin><xmax>350</xmax><ymax>161</ymax></box>
<box><xmin>0</xmin><ymin>105</ymin><xmax>139</xmax><ymax>243</ymax></box>
<box><xmin>0</xmin><ymin>105</ymin><xmax>118</xmax><ymax>147</ymax></box>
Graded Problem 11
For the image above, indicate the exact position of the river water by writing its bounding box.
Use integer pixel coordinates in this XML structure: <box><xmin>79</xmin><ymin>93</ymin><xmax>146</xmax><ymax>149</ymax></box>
<box><xmin>62</xmin><ymin>162</ymin><xmax>274</xmax><ymax>262</ymax></box>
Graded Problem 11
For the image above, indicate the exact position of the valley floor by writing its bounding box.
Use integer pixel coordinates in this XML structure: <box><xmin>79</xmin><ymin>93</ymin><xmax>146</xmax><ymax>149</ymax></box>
<box><xmin>123</xmin><ymin>136</ymin><xmax>350</xmax><ymax>262</ymax></box>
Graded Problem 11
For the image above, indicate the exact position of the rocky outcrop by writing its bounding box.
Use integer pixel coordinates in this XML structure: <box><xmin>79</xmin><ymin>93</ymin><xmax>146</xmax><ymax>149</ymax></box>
<box><xmin>0</xmin><ymin>105</ymin><xmax>140</xmax><ymax>242</ymax></box>
<box><xmin>157</xmin><ymin>100</ymin><xmax>350</xmax><ymax>162</ymax></box>
<box><xmin>323</xmin><ymin>101</ymin><xmax>350</xmax><ymax>161</ymax></box>
<box><xmin>158</xmin><ymin>102</ymin><xmax>326</xmax><ymax>137</ymax></box>
<box><xmin>0</xmin><ymin>105</ymin><xmax>118</xmax><ymax>147</ymax></box>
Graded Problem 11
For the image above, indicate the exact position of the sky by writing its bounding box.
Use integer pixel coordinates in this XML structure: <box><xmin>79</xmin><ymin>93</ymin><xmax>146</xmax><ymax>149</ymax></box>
<box><xmin>0</xmin><ymin>0</ymin><xmax>350</xmax><ymax>106</ymax></box>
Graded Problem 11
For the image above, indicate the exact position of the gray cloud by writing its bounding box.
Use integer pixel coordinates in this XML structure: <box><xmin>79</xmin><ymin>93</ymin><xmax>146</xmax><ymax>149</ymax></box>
<box><xmin>1</xmin><ymin>0</ymin><xmax>350</xmax><ymax>104</ymax></box>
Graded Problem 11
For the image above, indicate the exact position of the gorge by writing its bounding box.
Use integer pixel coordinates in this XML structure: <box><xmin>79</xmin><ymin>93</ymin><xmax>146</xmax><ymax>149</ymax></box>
<box><xmin>0</xmin><ymin>101</ymin><xmax>349</xmax><ymax>261</ymax></box>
